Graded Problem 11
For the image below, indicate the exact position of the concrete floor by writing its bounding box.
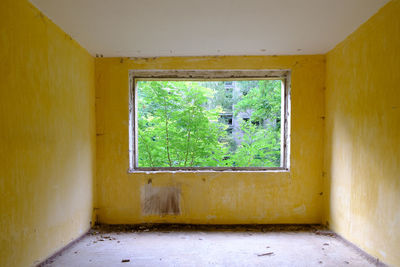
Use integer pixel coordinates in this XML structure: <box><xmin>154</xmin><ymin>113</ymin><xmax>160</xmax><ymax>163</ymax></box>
<box><xmin>41</xmin><ymin>225</ymin><xmax>381</xmax><ymax>267</ymax></box>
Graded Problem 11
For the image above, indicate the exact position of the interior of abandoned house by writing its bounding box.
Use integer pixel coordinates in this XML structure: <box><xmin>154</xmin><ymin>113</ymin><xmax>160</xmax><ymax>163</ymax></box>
<box><xmin>1</xmin><ymin>0</ymin><xmax>399</xmax><ymax>266</ymax></box>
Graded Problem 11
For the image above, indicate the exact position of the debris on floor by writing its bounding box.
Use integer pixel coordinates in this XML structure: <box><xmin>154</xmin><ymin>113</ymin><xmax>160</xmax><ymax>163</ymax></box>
<box><xmin>314</xmin><ymin>230</ymin><xmax>336</xmax><ymax>237</ymax></box>
<box><xmin>40</xmin><ymin>225</ymin><xmax>380</xmax><ymax>267</ymax></box>
<box><xmin>257</xmin><ymin>252</ymin><xmax>274</xmax><ymax>256</ymax></box>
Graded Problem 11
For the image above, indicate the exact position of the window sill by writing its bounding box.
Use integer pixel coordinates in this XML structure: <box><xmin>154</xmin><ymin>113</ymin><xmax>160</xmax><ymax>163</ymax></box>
<box><xmin>128</xmin><ymin>168</ymin><xmax>290</xmax><ymax>174</ymax></box>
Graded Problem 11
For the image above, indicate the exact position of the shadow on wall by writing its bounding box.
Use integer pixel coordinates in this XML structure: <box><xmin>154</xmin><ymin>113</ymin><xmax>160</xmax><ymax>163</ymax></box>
<box><xmin>324</xmin><ymin>103</ymin><xmax>400</xmax><ymax>262</ymax></box>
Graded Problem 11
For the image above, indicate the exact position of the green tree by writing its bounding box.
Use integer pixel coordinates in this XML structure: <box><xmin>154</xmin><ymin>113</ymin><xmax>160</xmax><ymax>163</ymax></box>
<box><xmin>136</xmin><ymin>79</ymin><xmax>282</xmax><ymax>168</ymax></box>
<box><xmin>137</xmin><ymin>81</ymin><xmax>228</xmax><ymax>167</ymax></box>
<box><xmin>235</xmin><ymin>80</ymin><xmax>281</xmax><ymax>125</ymax></box>
<box><xmin>233</xmin><ymin>80</ymin><xmax>282</xmax><ymax>167</ymax></box>
<box><xmin>227</xmin><ymin>121</ymin><xmax>280</xmax><ymax>167</ymax></box>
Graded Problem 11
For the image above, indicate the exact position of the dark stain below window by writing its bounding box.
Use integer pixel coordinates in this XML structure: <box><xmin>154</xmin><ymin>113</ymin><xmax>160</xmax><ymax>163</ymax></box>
<box><xmin>141</xmin><ymin>184</ymin><xmax>180</xmax><ymax>216</ymax></box>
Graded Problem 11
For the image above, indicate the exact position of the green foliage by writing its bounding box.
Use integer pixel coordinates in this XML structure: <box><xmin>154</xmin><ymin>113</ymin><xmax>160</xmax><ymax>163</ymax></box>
<box><xmin>136</xmin><ymin>79</ymin><xmax>282</xmax><ymax>168</ymax></box>
<box><xmin>226</xmin><ymin>121</ymin><xmax>280</xmax><ymax>167</ymax></box>
<box><xmin>234</xmin><ymin>80</ymin><xmax>282</xmax><ymax>125</ymax></box>
<box><xmin>137</xmin><ymin>81</ymin><xmax>228</xmax><ymax>167</ymax></box>
<box><xmin>232</xmin><ymin>80</ymin><xmax>282</xmax><ymax>167</ymax></box>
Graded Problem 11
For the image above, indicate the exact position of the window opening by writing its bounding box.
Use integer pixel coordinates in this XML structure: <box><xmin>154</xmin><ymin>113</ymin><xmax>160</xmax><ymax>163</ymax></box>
<box><xmin>129</xmin><ymin>70</ymin><xmax>290</xmax><ymax>171</ymax></box>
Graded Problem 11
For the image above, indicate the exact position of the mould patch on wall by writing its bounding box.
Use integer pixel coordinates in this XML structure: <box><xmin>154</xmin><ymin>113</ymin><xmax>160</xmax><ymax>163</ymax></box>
<box><xmin>141</xmin><ymin>183</ymin><xmax>181</xmax><ymax>216</ymax></box>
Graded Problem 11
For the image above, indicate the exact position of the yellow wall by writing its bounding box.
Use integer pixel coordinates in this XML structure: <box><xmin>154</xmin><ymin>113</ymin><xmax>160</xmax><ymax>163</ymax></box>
<box><xmin>0</xmin><ymin>0</ymin><xmax>96</xmax><ymax>266</ymax></box>
<box><xmin>95</xmin><ymin>55</ymin><xmax>325</xmax><ymax>224</ymax></box>
<box><xmin>324</xmin><ymin>0</ymin><xmax>400</xmax><ymax>266</ymax></box>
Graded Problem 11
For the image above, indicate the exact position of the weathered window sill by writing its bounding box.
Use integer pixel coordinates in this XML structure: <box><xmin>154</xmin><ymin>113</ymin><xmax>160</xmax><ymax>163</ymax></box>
<box><xmin>128</xmin><ymin>168</ymin><xmax>290</xmax><ymax>174</ymax></box>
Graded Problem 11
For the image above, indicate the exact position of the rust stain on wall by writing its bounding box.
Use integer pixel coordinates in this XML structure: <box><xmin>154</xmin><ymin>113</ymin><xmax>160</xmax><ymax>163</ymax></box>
<box><xmin>141</xmin><ymin>183</ymin><xmax>180</xmax><ymax>215</ymax></box>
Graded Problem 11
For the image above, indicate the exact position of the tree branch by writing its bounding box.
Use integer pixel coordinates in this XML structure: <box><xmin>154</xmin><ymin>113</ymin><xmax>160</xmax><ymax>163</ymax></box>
<box><xmin>184</xmin><ymin>109</ymin><xmax>193</xmax><ymax>167</ymax></box>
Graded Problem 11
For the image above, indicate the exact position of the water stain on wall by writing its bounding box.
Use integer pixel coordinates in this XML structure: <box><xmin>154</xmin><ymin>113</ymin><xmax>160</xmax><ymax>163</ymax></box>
<box><xmin>141</xmin><ymin>182</ymin><xmax>180</xmax><ymax>215</ymax></box>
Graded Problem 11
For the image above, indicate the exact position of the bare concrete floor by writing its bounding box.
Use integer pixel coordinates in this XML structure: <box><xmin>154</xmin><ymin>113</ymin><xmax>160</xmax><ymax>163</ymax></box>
<box><xmin>41</xmin><ymin>225</ymin><xmax>381</xmax><ymax>267</ymax></box>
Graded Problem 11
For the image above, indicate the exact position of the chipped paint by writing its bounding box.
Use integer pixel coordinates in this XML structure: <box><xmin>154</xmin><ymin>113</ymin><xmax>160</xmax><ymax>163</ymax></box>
<box><xmin>293</xmin><ymin>205</ymin><xmax>306</xmax><ymax>215</ymax></box>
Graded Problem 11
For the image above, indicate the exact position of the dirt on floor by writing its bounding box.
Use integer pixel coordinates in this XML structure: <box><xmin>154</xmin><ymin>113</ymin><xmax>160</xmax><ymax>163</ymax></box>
<box><xmin>39</xmin><ymin>224</ymin><xmax>386</xmax><ymax>267</ymax></box>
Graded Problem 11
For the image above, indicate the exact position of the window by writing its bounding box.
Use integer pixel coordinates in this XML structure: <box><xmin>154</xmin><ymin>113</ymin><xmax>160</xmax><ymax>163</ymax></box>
<box><xmin>129</xmin><ymin>70</ymin><xmax>290</xmax><ymax>171</ymax></box>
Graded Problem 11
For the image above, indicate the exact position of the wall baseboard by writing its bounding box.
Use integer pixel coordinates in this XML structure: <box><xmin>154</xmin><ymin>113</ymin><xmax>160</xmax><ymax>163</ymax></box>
<box><xmin>333</xmin><ymin>233</ymin><xmax>389</xmax><ymax>267</ymax></box>
<box><xmin>35</xmin><ymin>229</ymin><xmax>90</xmax><ymax>267</ymax></box>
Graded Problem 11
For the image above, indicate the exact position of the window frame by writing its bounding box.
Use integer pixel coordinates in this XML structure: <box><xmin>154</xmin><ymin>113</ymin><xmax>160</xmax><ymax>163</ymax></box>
<box><xmin>129</xmin><ymin>70</ymin><xmax>291</xmax><ymax>172</ymax></box>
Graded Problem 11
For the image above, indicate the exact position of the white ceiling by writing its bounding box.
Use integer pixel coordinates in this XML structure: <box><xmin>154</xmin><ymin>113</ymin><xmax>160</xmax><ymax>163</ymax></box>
<box><xmin>30</xmin><ymin>0</ymin><xmax>389</xmax><ymax>57</ymax></box>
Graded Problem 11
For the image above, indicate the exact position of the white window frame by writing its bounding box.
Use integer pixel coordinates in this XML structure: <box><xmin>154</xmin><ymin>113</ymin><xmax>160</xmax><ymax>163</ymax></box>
<box><xmin>128</xmin><ymin>70</ymin><xmax>291</xmax><ymax>172</ymax></box>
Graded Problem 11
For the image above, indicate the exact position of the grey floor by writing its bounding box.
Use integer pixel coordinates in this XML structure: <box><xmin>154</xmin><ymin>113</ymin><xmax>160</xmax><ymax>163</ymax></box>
<box><xmin>41</xmin><ymin>225</ymin><xmax>381</xmax><ymax>267</ymax></box>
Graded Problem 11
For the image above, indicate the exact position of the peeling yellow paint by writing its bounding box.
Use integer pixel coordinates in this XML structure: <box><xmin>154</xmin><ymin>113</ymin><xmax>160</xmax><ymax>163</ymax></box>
<box><xmin>324</xmin><ymin>1</ymin><xmax>400</xmax><ymax>266</ymax></box>
<box><xmin>0</xmin><ymin>0</ymin><xmax>96</xmax><ymax>266</ymax></box>
<box><xmin>95</xmin><ymin>55</ymin><xmax>326</xmax><ymax>225</ymax></box>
